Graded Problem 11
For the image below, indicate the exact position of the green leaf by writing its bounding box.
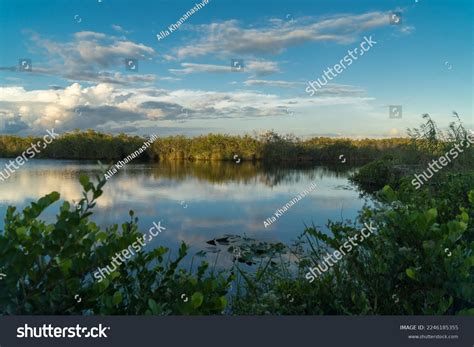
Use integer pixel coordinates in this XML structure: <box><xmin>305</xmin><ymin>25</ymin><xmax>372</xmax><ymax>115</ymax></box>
<box><xmin>96</xmin><ymin>231</ymin><xmax>107</xmax><ymax>242</ymax></box>
<box><xmin>112</xmin><ymin>291</ymin><xmax>123</xmax><ymax>305</ymax></box>
<box><xmin>16</xmin><ymin>226</ymin><xmax>28</xmax><ymax>238</ymax></box>
<box><xmin>191</xmin><ymin>292</ymin><xmax>204</xmax><ymax>309</ymax></box>
<box><xmin>39</xmin><ymin>192</ymin><xmax>60</xmax><ymax>206</ymax></box>
<box><xmin>148</xmin><ymin>298</ymin><xmax>159</xmax><ymax>314</ymax></box>
<box><xmin>381</xmin><ymin>185</ymin><xmax>396</xmax><ymax>202</ymax></box>
<box><xmin>468</xmin><ymin>191</ymin><xmax>474</xmax><ymax>204</ymax></box>
<box><xmin>98</xmin><ymin>278</ymin><xmax>110</xmax><ymax>291</ymax></box>
<box><xmin>79</xmin><ymin>175</ymin><xmax>90</xmax><ymax>190</ymax></box>
<box><xmin>459</xmin><ymin>211</ymin><xmax>469</xmax><ymax>223</ymax></box>
<box><xmin>406</xmin><ymin>268</ymin><xmax>417</xmax><ymax>280</ymax></box>
<box><xmin>58</xmin><ymin>259</ymin><xmax>73</xmax><ymax>275</ymax></box>
<box><xmin>217</xmin><ymin>296</ymin><xmax>227</xmax><ymax>310</ymax></box>
<box><xmin>426</xmin><ymin>208</ymin><xmax>437</xmax><ymax>223</ymax></box>
<box><xmin>438</xmin><ymin>296</ymin><xmax>453</xmax><ymax>314</ymax></box>
<box><xmin>458</xmin><ymin>221</ymin><xmax>468</xmax><ymax>233</ymax></box>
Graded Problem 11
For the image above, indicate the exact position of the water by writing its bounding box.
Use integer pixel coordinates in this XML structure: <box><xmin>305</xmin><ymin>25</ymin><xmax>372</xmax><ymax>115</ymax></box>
<box><xmin>0</xmin><ymin>159</ymin><xmax>367</xmax><ymax>267</ymax></box>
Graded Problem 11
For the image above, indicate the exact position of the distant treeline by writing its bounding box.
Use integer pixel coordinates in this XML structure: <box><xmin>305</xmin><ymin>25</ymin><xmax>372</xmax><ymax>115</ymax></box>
<box><xmin>0</xmin><ymin>129</ymin><xmax>417</xmax><ymax>163</ymax></box>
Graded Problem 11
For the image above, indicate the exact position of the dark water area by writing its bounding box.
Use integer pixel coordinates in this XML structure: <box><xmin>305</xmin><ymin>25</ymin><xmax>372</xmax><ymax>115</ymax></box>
<box><xmin>0</xmin><ymin>159</ymin><xmax>369</xmax><ymax>267</ymax></box>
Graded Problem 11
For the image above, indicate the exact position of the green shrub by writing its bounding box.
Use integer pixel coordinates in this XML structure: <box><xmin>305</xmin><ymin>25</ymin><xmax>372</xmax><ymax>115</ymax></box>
<box><xmin>231</xmin><ymin>183</ymin><xmax>473</xmax><ymax>315</ymax></box>
<box><xmin>351</xmin><ymin>159</ymin><xmax>403</xmax><ymax>192</ymax></box>
<box><xmin>0</xmin><ymin>173</ymin><xmax>231</xmax><ymax>315</ymax></box>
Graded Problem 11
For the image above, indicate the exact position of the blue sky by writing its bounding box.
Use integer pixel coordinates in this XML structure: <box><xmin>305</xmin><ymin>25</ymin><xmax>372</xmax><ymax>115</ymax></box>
<box><xmin>0</xmin><ymin>0</ymin><xmax>472</xmax><ymax>138</ymax></box>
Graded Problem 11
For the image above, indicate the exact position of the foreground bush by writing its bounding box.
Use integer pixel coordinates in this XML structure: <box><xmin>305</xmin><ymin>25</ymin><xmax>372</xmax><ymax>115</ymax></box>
<box><xmin>350</xmin><ymin>158</ymin><xmax>403</xmax><ymax>192</ymax></box>
<box><xmin>0</xmin><ymin>174</ymin><xmax>230</xmax><ymax>315</ymax></box>
<box><xmin>231</xmin><ymin>175</ymin><xmax>474</xmax><ymax>315</ymax></box>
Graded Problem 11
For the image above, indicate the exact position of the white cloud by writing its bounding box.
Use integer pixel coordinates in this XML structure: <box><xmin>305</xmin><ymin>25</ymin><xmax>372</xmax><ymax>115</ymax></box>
<box><xmin>243</xmin><ymin>80</ymin><xmax>366</xmax><ymax>96</ymax></box>
<box><xmin>244</xmin><ymin>79</ymin><xmax>305</xmax><ymax>88</ymax></box>
<box><xmin>174</xmin><ymin>12</ymin><xmax>400</xmax><ymax>59</ymax></box>
<box><xmin>111</xmin><ymin>24</ymin><xmax>131</xmax><ymax>34</ymax></box>
<box><xmin>27</xmin><ymin>31</ymin><xmax>156</xmax><ymax>84</ymax></box>
<box><xmin>169</xmin><ymin>63</ymin><xmax>229</xmax><ymax>75</ymax></box>
<box><xmin>245</xmin><ymin>60</ymin><xmax>280</xmax><ymax>76</ymax></box>
<box><xmin>169</xmin><ymin>60</ymin><xmax>280</xmax><ymax>76</ymax></box>
<box><xmin>0</xmin><ymin>82</ymin><xmax>373</xmax><ymax>134</ymax></box>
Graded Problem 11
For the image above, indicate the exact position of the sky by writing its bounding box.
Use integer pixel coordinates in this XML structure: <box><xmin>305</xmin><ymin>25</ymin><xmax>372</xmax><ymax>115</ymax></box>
<box><xmin>0</xmin><ymin>0</ymin><xmax>472</xmax><ymax>138</ymax></box>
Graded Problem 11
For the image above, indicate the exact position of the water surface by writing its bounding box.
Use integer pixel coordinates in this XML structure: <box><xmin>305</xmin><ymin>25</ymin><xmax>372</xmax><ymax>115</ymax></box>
<box><xmin>0</xmin><ymin>159</ymin><xmax>367</xmax><ymax>266</ymax></box>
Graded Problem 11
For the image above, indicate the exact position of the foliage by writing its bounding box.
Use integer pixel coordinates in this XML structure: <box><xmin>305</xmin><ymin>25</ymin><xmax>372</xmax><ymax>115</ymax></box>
<box><xmin>407</xmin><ymin>112</ymin><xmax>473</xmax><ymax>166</ymax></box>
<box><xmin>352</xmin><ymin>114</ymin><xmax>473</xmax><ymax>192</ymax></box>
<box><xmin>350</xmin><ymin>159</ymin><xmax>403</xmax><ymax>193</ymax></box>
<box><xmin>0</xmin><ymin>173</ymin><xmax>230</xmax><ymax>315</ymax></box>
<box><xmin>230</xmin><ymin>175</ymin><xmax>473</xmax><ymax>315</ymax></box>
<box><xmin>0</xmin><ymin>129</ymin><xmax>413</xmax><ymax>164</ymax></box>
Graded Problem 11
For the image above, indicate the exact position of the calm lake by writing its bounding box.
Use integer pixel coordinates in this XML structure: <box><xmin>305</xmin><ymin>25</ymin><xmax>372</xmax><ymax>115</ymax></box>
<box><xmin>0</xmin><ymin>159</ymin><xmax>368</xmax><ymax>267</ymax></box>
